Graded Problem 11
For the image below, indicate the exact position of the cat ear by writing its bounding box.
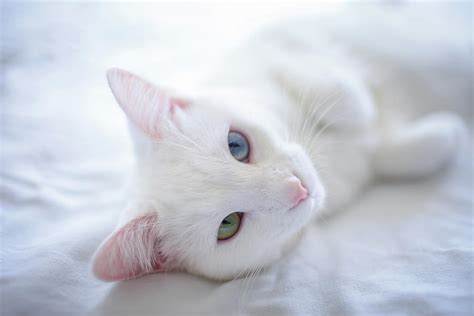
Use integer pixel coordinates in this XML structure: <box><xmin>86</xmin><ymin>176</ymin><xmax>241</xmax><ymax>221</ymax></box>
<box><xmin>92</xmin><ymin>213</ymin><xmax>170</xmax><ymax>282</ymax></box>
<box><xmin>107</xmin><ymin>68</ymin><xmax>191</xmax><ymax>138</ymax></box>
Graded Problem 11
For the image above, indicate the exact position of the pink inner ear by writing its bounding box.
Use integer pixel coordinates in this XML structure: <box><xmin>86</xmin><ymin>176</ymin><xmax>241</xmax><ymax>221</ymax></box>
<box><xmin>106</xmin><ymin>68</ymin><xmax>191</xmax><ymax>138</ymax></box>
<box><xmin>170</xmin><ymin>97</ymin><xmax>191</xmax><ymax>110</ymax></box>
<box><xmin>93</xmin><ymin>213</ymin><xmax>169</xmax><ymax>282</ymax></box>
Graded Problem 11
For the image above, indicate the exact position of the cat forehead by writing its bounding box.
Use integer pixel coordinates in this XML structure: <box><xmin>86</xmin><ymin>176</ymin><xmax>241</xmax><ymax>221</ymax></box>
<box><xmin>188</xmin><ymin>98</ymin><xmax>284</xmax><ymax>140</ymax></box>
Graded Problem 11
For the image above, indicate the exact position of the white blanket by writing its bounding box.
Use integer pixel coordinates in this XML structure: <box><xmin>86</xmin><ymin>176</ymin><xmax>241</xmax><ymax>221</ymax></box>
<box><xmin>1</xmin><ymin>3</ymin><xmax>472</xmax><ymax>315</ymax></box>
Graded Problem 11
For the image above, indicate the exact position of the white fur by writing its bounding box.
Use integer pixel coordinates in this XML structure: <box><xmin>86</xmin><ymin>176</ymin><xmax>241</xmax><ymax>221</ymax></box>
<box><xmin>92</xmin><ymin>17</ymin><xmax>466</xmax><ymax>281</ymax></box>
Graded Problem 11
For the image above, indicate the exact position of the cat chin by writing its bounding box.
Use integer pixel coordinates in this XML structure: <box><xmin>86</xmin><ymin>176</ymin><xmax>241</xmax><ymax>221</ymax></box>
<box><xmin>282</xmin><ymin>226</ymin><xmax>308</xmax><ymax>257</ymax></box>
<box><xmin>279</xmin><ymin>197</ymin><xmax>322</xmax><ymax>254</ymax></box>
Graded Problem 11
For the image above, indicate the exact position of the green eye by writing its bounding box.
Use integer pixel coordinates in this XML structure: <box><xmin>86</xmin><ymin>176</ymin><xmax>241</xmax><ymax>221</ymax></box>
<box><xmin>218</xmin><ymin>212</ymin><xmax>242</xmax><ymax>241</ymax></box>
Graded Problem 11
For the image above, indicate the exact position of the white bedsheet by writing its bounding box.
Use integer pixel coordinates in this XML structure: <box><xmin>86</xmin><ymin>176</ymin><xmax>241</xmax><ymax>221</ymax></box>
<box><xmin>1</xmin><ymin>3</ymin><xmax>473</xmax><ymax>316</ymax></box>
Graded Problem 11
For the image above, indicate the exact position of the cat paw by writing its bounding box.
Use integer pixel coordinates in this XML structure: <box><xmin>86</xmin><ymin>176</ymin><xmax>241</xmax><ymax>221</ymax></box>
<box><xmin>420</xmin><ymin>111</ymin><xmax>466</xmax><ymax>162</ymax></box>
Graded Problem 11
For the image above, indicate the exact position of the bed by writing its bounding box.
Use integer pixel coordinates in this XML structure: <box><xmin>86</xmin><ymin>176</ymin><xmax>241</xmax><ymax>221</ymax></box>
<box><xmin>1</xmin><ymin>3</ymin><xmax>472</xmax><ymax>315</ymax></box>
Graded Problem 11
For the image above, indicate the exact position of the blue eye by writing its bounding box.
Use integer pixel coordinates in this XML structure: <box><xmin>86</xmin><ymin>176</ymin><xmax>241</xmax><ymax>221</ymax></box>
<box><xmin>228</xmin><ymin>131</ymin><xmax>250</xmax><ymax>162</ymax></box>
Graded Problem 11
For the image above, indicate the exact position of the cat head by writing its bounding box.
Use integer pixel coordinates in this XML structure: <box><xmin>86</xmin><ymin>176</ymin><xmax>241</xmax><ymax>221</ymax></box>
<box><xmin>92</xmin><ymin>68</ymin><xmax>325</xmax><ymax>281</ymax></box>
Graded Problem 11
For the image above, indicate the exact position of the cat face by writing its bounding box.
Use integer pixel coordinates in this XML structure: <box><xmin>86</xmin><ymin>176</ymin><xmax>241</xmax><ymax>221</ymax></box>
<box><xmin>92</xmin><ymin>69</ymin><xmax>325</xmax><ymax>281</ymax></box>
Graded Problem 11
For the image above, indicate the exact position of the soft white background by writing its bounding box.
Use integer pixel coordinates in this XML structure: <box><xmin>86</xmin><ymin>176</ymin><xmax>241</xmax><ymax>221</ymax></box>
<box><xmin>1</xmin><ymin>2</ymin><xmax>473</xmax><ymax>315</ymax></box>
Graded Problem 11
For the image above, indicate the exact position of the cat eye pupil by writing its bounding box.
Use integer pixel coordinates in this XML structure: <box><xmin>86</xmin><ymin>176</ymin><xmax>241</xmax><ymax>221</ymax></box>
<box><xmin>228</xmin><ymin>131</ymin><xmax>250</xmax><ymax>162</ymax></box>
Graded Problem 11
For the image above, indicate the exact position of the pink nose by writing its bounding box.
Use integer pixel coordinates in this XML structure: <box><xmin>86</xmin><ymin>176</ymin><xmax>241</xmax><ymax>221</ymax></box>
<box><xmin>292</xmin><ymin>180</ymin><xmax>308</xmax><ymax>207</ymax></box>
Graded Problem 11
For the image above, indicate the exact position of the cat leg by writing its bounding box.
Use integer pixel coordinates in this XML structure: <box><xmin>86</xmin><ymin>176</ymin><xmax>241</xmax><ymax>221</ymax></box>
<box><xmin>373</xmin><ymin>111</ymin><xmax>466</xmax><ymax>179</ymax></box>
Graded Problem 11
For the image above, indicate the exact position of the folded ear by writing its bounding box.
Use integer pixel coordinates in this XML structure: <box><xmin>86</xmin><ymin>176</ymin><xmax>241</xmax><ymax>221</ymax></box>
<box><xmin>107</xmin><ymin>68</ymin><xmax>191</xmax><ymax>138</ymax></box>
<box><xmin>92</xmin><ymin>213</ymin><xmax>170</xmax><ymax>282</ymax></box>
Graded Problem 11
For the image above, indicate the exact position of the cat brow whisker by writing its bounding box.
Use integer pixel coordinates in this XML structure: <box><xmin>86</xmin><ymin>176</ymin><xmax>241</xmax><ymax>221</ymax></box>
<box><xmin>147</xmin><ymin>119</ymin><xmax>230</xmax><ymax>163</ymax></box>
<box><xmin>307</xmin><ymin>117</ymin><xmax>348</xmax><ymax>154</ymax></box>
<box><xmin>159</xmin><ymin>124</ymin><xmax>202</xmax><ymax>150</ymax></box>
<box><xmin>292</xmin><ymin>81</ymin><xmax>315</xmax><ymax>143</ymax></box>
<box><xmin>149</xmin><ymin>141</ymin><xmax>200</xmax><ymax>156</ymax></box>
<box><xmin>304</xmin><ymin>92</ymin><xmax>345</xmax><ymax>143</ymax></box>
<box><xmin>299</xmin><ymin>85</ymin><xmax>332</xmax><ymax>141</ymax></box>
<box><xmin>293</xmin><ymin>87</ymin><xmax>343</xmax><ymax>150</ymax></box>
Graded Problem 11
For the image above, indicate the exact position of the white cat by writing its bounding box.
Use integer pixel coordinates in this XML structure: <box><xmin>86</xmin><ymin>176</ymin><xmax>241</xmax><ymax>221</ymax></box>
<box><xmin>92</xmin><ymin>17</ymin><xmax>465</xmax><ymax>282</ymax></box>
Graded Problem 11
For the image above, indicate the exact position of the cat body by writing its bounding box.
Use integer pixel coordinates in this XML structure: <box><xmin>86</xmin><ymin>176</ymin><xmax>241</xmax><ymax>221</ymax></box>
<box><xmin>92</xmin><ymin>12</ymin><xmax>466</xmax><ymax>282</ymax></box>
